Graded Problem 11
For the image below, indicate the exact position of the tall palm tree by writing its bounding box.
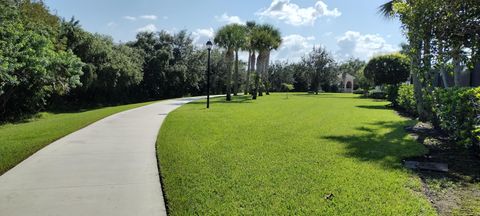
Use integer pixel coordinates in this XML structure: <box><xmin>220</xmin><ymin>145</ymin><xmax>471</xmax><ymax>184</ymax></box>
<box><xmin>243</xmin><ymin>21</ymin><xmax>256</xmax><ymax>95</ymax></box>
<box><xmin>261</xmin><ymin>25</ymin><xmax>281</xmax><ymax>95</ymax></box>
<box><xmin>250</xmin><ymin>24</ymin><xmax>282</xmax><ymax>98</ymax></box>
<box><xmin>230</xmin><ymin>24</ymin><xmax>246</xmax><ymax>96</ymax></box>
<box><xmin>214</xmin><ymin>24</ymin><xmax>245</xmax><ymax>101</ymax></box>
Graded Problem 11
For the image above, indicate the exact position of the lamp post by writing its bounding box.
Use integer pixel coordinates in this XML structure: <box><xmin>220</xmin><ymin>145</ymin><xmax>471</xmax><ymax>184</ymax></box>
<box><xmin>206</xmin><ymin>40</ymin><xmax>213</xmax><ymax>109</ymax></box>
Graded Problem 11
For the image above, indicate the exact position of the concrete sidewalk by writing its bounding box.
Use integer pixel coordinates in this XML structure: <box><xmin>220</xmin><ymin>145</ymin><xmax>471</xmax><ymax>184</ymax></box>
<box><xmin>0</xmin><ymin>96</ymin><xmax>213</xmax><ymax>216</ymax></box>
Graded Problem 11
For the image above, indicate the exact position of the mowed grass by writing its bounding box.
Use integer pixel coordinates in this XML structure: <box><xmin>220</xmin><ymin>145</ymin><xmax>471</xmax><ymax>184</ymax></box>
<box><xmin>0</xmin><ymin>101</ymin><xmax>155</xmax><ymax>175</ymax></box>
<box><xmin>157</xmin><ymin>93</ymin><xmax>437</xmax><ymax>215</ymax></box>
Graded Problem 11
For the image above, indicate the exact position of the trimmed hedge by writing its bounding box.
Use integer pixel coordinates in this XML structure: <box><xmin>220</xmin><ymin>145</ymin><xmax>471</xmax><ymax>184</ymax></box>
<box><xmin>396</xmin><ymin>84</ymin><xmax>417</xmax><ymax>116</ymax></box>
<box><xmin>433</xmin><ymin>88</ymin><xmax>480</xmax><ymax>150</ymax></box>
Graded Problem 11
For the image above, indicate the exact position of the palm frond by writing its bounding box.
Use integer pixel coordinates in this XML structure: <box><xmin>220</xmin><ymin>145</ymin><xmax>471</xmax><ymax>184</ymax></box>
<box><xmin>378</xmin><ymin>0</ymin><xmax>396</xmax><ymax>19</ymax></box>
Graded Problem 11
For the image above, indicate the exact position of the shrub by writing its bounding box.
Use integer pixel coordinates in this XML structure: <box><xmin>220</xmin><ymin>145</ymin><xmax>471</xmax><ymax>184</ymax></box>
<box><xmin>353</xmin><ymin>88</ymin><xmax>365</xmax><ymax>94</ymax></box>
<box><xmin>396</xmin><ymin>84</ymin><xmax>417</xmax><ymax>116</ymax></box>
<box><xmin>368</xmin><ymin>89</ymin><xmax>386</xmax><ymax>99</ymax></box>
<box><xmin>433</xmin><ymin>87</ymin><xmax>480</xmax><ymax>152</ymax></box>
<box><xmin>385</xmin><ymin>85</ymin><xmax>400</xmax><ymax>106</ymax></box>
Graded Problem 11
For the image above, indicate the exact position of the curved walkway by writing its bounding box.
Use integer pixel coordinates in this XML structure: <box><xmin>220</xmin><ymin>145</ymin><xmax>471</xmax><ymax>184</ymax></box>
<box><xmin>0</xmin><ymin>96</ymin><xmax>213</xmax><ymax>216</ymax></box>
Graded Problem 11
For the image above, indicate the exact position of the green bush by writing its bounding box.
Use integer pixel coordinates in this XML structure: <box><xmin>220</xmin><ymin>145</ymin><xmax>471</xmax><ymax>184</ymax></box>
<box><xmin>353</xmin><ymin>88</ymin><xmax>365</xmax><ymax>94</ymax></box>
<box><xmin>433</xmin><ymin>87</ymin><xmax>480</xmax><ymax>151</ymax></box>
<box><xmin>368</xmin><ymin>89</ymin><xmax>386</xmax><ymax>99</ymax></box>
<box><xmin>385</xmin><ymin>85</ymin><xmax>400</xmax><ymax>106</ymax></box>
<box><xmin>396</xmin><ymin>84</ymin><xmax>417</xmax><ymax>116</ymax></box>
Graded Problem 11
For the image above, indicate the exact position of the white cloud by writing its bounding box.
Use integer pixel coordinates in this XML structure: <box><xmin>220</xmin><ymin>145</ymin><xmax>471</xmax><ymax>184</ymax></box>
<box><xmin>123</xmin><ymin>16</ymin><xmax>136</xmax><ymax>21</ymax></box>
<box><xmin>215</xmin><ymin>13</ymin><xmax>244</xmax><ymax>24</ymax></box>
<box><xmin>139</xmin><ymin>15</ymin><xmax>157</xmax><ymax>20</ymax></box>
<box><xmin>271</xmin><ymin>34</ymin><xmax>316</xmax><ymax>62</ymax></box>
<box><xmin>192</xmin><ymin>28</ymin><xmax>215</xmax><ymax>47</ymax></box>
<box><xmin>336</xmin><ymin>31</ymin><xmax>398</xmax><ymax>60</ymax></box>
<box><xmin>257</xmin><ymin>0</ymin><xmax>341</xmax><ymax>26</ymax></box>
<box><xmin>107</xmin><ymin>22</ymin><xmax>117</xmax><ymax>27</ymax></box>
<box><xmin>136</xmin><ymin>24</ymin><xmax>157</xmax><ymax>32</ymax></box>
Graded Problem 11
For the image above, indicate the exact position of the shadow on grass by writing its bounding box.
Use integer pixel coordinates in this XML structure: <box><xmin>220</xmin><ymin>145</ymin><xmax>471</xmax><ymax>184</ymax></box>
<box><xmin>189</xmin><ymin>95</ymin><xmax>253</xmax><ymax>105</ymax></box>
<box><xmin>356</xmin><ymin>105</ymin><xmax>391</xmax><ymax>110</ymax></box>
<box><xmin>323</xmin><ymin>120</ymin><xmax>480</xmax><ymax>183</ymax></box>
<box><xmin>322</xmin><ymin>120</ymin><xmax>422</xmax><ymax>170</ymax></box>
<box><xmin>293</xmin><ymin>93</ymin><xmax>360</xmax><ymax>99</ymax></box>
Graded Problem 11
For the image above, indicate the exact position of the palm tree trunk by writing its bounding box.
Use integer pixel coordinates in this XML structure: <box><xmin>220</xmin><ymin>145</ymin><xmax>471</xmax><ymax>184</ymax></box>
<box><xmin>256</xmin><ymin>51</ymin><xmax>264</xmax><ymax>97</ymax></box>
<box><xmin>264</xmin><ymin>52</ymin><xmax>271</xmax><ymax>95</ymax></box>
<box><xmin>244</xmin><ymin>50</ymin><xmax>251</xmax><ymax>95</ymax></box>
<box><xmin>233</xmin><ymin>50</ymin><xmax>239</xmax><ymax>96</ymax></box>
<box><xmin>251</xmin><ymin>51</ymin><xmax>258</xmax><ymax>99</ymax></box>
<box><xmin>225</xmin><ymin>49</ymin><xmax>234</xmax><ymax>101</ymax></box>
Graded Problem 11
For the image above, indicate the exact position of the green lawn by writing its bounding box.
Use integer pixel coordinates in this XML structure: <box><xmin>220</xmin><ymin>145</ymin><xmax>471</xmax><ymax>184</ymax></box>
<box><xmin>0</xmin><ymin>101</ymin><xmax>155</xmax><ymax>175</ymax></box>
<box><xmin>157</xmin><ymin>93</ymin><xmax>436</xmax><ymax>215</ymax></box>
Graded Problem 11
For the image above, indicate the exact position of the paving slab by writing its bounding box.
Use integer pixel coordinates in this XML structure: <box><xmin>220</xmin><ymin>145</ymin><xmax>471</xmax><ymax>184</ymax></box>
<box><xmin>0</xmin><ymin>96</ymin><xmax>213</xmax><ymax>216</ymax></box>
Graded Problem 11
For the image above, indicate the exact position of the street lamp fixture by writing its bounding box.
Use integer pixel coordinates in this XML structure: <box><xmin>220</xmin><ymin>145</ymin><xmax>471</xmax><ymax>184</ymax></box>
<box><xmin>206</xmin><ymin>40</ymin><xmax>213</xmax><ymax>108</ymax></box>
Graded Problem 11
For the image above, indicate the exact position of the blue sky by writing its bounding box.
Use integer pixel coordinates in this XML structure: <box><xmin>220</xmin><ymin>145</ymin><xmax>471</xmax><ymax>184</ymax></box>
<box><xmin>44</xmin><ymin>0</ymin><xmax>405</xmax><ymax>62</ymax></box>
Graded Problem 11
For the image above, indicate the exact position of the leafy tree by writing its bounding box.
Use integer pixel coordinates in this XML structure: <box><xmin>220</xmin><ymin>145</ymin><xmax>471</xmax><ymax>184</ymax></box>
<box><xmin>338</xmin><ymin>58</ymin><xmax>365</xmax><ymax>89</ymax></box>
<box><xmin>0</xmin><ymin>2</ymin><xmax>83</xmax><ymax>120</ymax></box>
<box><xmin>379</xmin><ymin>0</ymin><xmax>480</xmax><ymax>119</ymax></box>
<box><xmin>364</xmin><ymin>53</ymin><xmax>410</xmax><ymax>85</ymax></box>
<box><xmin>268</xmin><ymin>61</ymin><xmax>295</xmax><ymax>92</ymax></box>
<box><xmin>355</xmin><ymin>67</ymin><xmax>374</xmax><ymax>92</ymax></box>
<box><xmin>302</xmin><ymin>47</ymin><xmax>337</xmax><ymax>94</ymax></box>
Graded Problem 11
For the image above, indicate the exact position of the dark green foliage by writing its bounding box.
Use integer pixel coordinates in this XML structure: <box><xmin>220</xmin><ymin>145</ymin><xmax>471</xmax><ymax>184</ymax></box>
<box><xmin>396</xmin><ymin>84</ymin><xmax>417</xmax><ymax>116</ymax></box>
<box><xmin>364</xmin><ymin>53</ymin><xmax>410</xmax><ymax>86</ymax></box>
<box><xmin>130</xmin><ymin>30</ymin><xmax>210</xmax><ymax>99</ymax></box>
<box><xmin>0</xmin><ymin>1</ymin><xmax>223</xmax><ymax>121</ymax></box>
<box><xmin>368</xmin><ymin>89</ymin><xmax>387</xmax><ymax>99</ymax></box>
<box><xmin>433</xmin><ymin>88</ymin><xmax>480</xmax><ymax>152</ymax></box>
<box><xmin>0</xmin><ymin>2</ymin><xmax>83</xmax><ymax>120</ymax></box>
<box><xmin>268</xmin><ymin>61</ymin><xmax>295</xmax><ymax>92</ymax></box>
<box><xmin>353</xmin><ymin>88</ymin><xmax>365</xmax><ymax>94</ymax></box>
<box><xmin>385</xmin><ymin>84</ymin><xmax>400</xmax><ymax>105</ymax></box>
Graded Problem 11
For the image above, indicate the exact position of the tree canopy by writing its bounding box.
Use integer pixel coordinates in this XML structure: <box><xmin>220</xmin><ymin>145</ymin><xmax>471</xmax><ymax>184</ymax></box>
<box><xmin>364</xmin><ymin>53</ymin><xmax>410</xmax><ymax>85</ymax></box>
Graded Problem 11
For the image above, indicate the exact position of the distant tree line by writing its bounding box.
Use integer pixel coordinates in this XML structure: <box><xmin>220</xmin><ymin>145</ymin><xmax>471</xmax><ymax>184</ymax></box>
<box><xmin>267</xmin><ymin>49</ymin><xmax>367</xmax><ymax>94</ymax></box>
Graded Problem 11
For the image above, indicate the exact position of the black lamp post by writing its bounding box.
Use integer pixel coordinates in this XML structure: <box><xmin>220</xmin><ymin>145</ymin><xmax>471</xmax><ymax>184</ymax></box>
<box><xmin>206</xmin><ymin>40</ymin><xmax>213</xmax><ymax>109</ymax></box>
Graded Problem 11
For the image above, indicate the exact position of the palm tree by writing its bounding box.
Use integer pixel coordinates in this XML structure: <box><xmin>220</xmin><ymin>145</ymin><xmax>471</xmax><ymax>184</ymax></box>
<box><xmin>214</xmin><ymin>24</ymin><xmax>245</xmax><ymax>101</ymax></box>
<box><xmin>230</xmin><ymin>24</ymin><xmax>246</xmax><ymax>96</ymax></box>
<box><xmin>250</xmin><ymin>24</ymin><xmax>282</xmax><ymax>98</ymax></box>
<box><xmin>378</xmin><ymin>0</ymin><xmax>397</xmax><ymax>18</ymax></box>
<box><xmin>243</xmin><ymin>21</ymin><xmax>256</xmax><ymax>95</ymax></box>
<box><xmin>261</xmin><ymin>25</ymin><xmax>281</xmax><ymax>95</ymax></box>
